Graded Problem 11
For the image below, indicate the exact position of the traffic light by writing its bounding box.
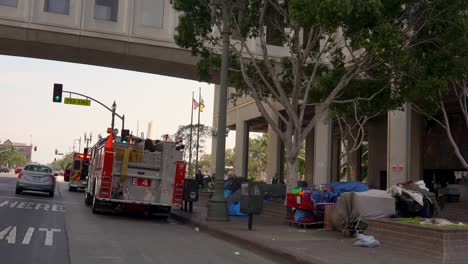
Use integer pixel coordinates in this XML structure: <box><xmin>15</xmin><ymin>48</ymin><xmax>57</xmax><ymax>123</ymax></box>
<box><xmin>34</xmin><ymin>146</ymin><xmax>37</xmax><ymax>151</ymax></box>
<box><xmin>121</xmin><ymin>129</ymin><xmax>130</xmax><ymax>143</ymax></box>
<box><xmin>53</xmin><ymin>83</ymin><xmax>63</xmax><ymax>103</ymax></box>
<box><xmin>55</xmin><ymin>149</ymin><xmax>58</xmax><ymax>155</ymax></box>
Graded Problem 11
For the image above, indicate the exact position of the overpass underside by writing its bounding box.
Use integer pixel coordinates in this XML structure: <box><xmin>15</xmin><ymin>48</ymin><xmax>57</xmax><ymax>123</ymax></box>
<box><xmin>0</xmin><ymin>24</ymin><xmax>199</xmax><ymax>81</ymax></box>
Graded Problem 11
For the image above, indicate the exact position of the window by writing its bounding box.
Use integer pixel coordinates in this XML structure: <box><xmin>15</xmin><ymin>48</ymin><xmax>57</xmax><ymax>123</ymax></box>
<box><xmin>44</xmin><ymin>0</ymin><xmax>70</xmax><ymax>15</ymax></box>
<box><xmin>0</xmin><ymin>0</ymin><xmax>17</xmax><ymax>7</ymax></box>
<box><xmin>95</xmin><ymin>0</ymin><xmax>118</xmax><ymax>22</ymax></box>
<box><xmin>24</xmin><ymin>165</ymin><xmax>52</xmax><ymax>173</ymax></box>
<box><xmin>141</xmin><ymin>0</ymin><xmax>164</xmax><ymax>28</ymax></box>
<box><xmin>73</xmin><ymin>160</ymin><xmax>81</xmax><ymax>171</ymax></box>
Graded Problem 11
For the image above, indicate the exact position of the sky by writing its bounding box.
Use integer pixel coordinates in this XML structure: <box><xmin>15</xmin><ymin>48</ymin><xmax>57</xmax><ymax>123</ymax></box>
<box><xmin>0</xmin><ymin>55</ymin><xmax>237</xmax><ymax>164</ymax></box>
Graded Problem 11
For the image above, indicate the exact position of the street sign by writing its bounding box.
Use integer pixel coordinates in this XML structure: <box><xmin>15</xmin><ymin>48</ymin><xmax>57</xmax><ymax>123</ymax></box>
<box><xmin>64</xmin><ymin>97</ymin><xmax>91</xmax><ymax>106</ymax></box>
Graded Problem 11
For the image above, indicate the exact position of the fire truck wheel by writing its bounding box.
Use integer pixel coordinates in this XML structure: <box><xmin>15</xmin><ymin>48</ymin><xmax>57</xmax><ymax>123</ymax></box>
<box><xmin>92</xmin><ymin>197</ymin><xmax>102</xmax><ymax>214</ymax></box>
<box><xmin>69</xmin><ymin>186</ymin><xmax>76</xmax><ymax>192</ymax></box>
<box><xmin>84</xmin><ymin>192</ymin><xmax>93</xmax><ymax>206</ymax></box>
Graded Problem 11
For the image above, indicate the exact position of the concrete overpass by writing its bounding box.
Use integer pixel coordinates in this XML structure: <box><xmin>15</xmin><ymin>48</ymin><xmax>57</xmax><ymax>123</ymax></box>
<box><xmin>0</xmin><ymin>0</ymin><xmax>198</xmax><ymax>80</ymax></box>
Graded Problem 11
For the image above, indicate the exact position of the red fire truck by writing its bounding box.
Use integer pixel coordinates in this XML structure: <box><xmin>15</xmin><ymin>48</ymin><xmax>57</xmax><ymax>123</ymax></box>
<box><xmin>84</xmin><ymin>130</ymin><xmax>186</xmax><ymax>218</ymax></box>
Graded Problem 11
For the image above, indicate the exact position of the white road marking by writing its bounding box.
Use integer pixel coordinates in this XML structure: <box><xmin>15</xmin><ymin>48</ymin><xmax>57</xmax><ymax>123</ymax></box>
<box><xmin>22</xmin><ymin>227</ymin><xmax>35</xmax><ymax>245</ymax></box>
<box><xmin>38</xmin><ymin>228</ymin><xmax>61</xmax><ymax>246</ymax></box>
<box><xmin>0</xmin><ymin>200</ymin><xmax>65</xmax><ymax>212</ymax></box>
<box><xmin>0</xmin><ymin>195</ymin><xmax>79</xmax><ymax>205</ymax></box>
<box><xmin>0</xmin><ymin>226</ymin><xmax>12</xmax><ymax>239</ymax></box>
<box><xmin>0</xmin><ymin>226</ymin><xmax>16</xmax><ymax>244</ymax></box>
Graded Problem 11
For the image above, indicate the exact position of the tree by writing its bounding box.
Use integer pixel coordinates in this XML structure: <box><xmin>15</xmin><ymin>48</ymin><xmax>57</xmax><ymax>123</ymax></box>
<box><xmin>174</xmin><ymin>124</ymin><xmax>212</xmax><ymax>164</ymax></box>
<box><xmin>199</xmin><ymin>153</ymin><xmax>212</xmax><ymax>173</ymax></box>
<box><xmin>248</xmin><ymin>134</ymin><xmax>268</xmax><ymax>180</ymax></box>
<box><xmin>0</xmin><ymin>148</ymin><xmax>28</xmax><ymax>167</ymax></box>
<box><xmin>50</xmin><ymin>153</ymin><xmax>73</xmax><ymax>172</ymax></box>
<box><xmin>172</xmin><ymin>0</ymin><xmax>441</xmax><ymax>192</ymax></box>
<box><xmin>401</xmin><ymin>0</ymin><xmax>468</xmax><ymax>169</ymax></box>
<box><xmin>225</xmin><ymin>148</ymin><xmax>235</xmax><ymax>168</ymax></box>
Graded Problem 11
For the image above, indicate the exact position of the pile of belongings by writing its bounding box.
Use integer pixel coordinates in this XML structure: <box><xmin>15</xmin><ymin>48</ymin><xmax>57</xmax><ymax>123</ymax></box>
<box><xmin>224</xmin><ymin>177</ymin><xmax>248</xmax><ymax>216</ymax></box>
<box><xmin>388</xmin><ymin>180</ymin><xmax>439</xmax><ymax>218</ymax></box>
<box><xmin>288</xmin><ymin>181</ymin><xmax>369</xmax><ymax>223</ymax></box>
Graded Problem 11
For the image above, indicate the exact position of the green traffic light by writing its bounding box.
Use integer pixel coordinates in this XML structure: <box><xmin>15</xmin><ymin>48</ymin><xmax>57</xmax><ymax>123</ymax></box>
<box><xmin>122</xmin><ymin>140</ymin><xmax>127</xmax><ymax>144</ymax></box>
<box><xmin>55</xmin><ymin>95</ymin><xmax>60</xmax><ymax>101</ymax></box>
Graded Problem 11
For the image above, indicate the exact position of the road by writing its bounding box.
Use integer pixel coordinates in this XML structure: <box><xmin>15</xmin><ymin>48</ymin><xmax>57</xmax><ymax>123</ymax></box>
<box><xmin>0</xmin><ymin>173</ymin><xmax>276</xmax><ymax>264</ymax></box>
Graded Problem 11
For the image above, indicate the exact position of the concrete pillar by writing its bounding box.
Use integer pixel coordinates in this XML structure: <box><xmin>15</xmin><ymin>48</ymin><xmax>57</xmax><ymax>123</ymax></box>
<box><xmin>304</xmin><ymin>130</ymin><xmax>314</xmax><ymax>185</ymax></box>
<box><xmin>234</xmin><ymin>120</ymin><xmax>249</xmax><ymax>177</ymax></box>
<box><xmin>266</xmin><ymin>124</ymin><xmax>281</xmax><ymax>184</ymax></box>
<box><xmin>313</xmin><ymin>108</ymin><xmax>332</xmax><ymax>184</ymax></box>
<box><xmin>387</xmin><ymin>104</ymin><xmax>422</xmax><ymax>187</ymax></box>
<box><xmin>331</xmin><ymin>133</ymin><xmax>341</xmax><ymax>182</ymax></box>
<box><xmin>367</xmin><ymin>116</ymin><xmax>387</xmax><ymax>189</ymax></box>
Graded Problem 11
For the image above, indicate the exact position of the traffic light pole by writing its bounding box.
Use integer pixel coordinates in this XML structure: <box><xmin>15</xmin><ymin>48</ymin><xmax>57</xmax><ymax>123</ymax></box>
<box><xmin>63</xmin><ymin>91</ymin><xmax>125</xmax><ymax>135</ymax></box>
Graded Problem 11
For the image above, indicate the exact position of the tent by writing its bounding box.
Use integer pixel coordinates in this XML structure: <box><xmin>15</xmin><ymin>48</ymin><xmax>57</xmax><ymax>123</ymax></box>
<box><xmin>331</xmin><ymin>190</ymin><xmax>396</xmax><ymax>230</ymax></box>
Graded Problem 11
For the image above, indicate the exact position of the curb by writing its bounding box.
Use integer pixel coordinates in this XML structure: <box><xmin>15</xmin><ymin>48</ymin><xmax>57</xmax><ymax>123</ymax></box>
<box><xmin>171</xmin><ymin>212</ymin><xmax>324</xmax><ymax>264</ymax></box>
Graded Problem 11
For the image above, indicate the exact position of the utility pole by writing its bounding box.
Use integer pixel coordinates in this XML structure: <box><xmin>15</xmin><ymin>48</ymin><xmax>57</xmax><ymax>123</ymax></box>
<box><xmin>207</xmin><ymin>0</ymin><xmax>232</xmax><ymax>222</ymax></box>
<box><xmin>84</xmin><ymin>132</ymin><xmax>93</xmax><ymax>148</ymax></box>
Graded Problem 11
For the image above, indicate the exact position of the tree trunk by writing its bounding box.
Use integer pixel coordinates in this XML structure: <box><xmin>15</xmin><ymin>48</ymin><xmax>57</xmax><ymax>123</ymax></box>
<box><xmin>285</xmin><ymin>157</ymin><xmax>299</xmax><ymax>193</ymax></box>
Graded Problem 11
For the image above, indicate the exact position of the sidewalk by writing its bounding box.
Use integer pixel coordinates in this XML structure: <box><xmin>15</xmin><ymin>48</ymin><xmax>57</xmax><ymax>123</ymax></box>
<box><xmin>171</xmin><ymin>205</ymin><xmax>439</xmax><ymax>264</ymax></box>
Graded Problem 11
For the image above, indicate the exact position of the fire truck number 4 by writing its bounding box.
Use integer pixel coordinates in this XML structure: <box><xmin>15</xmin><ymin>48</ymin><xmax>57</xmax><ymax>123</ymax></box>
<box><xmin>0</xmin><ymin>226</ymin><xmax>61</xmax><ymax>246</ymax></box>
<box><xmin>132</xmin><ymin>178</ymin><xmax>151</xmax><ymax>187</ymax></box>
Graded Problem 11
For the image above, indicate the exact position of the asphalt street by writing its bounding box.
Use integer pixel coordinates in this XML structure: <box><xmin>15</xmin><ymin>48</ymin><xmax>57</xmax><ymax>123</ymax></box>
<box><xmin>0</xmin><ymin>173</ymin><xmax>276</xmax><ymax>264</ymax></box>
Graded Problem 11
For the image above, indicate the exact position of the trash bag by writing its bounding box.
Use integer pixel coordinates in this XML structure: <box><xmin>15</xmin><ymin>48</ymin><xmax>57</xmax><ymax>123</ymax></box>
<box><xmin>228</xmin><ymin>202</ymin><xmax>247</xmax><ymax>216</ymax></box>
<box><xmin>294</xmin><ymin>209</ymin><xmax>313</xmax><ymax>222</ymax></box>
<box><xmin>354</xmin><ymin>234</ymin><xmax>381</xmax><ymax>247</ymax></box>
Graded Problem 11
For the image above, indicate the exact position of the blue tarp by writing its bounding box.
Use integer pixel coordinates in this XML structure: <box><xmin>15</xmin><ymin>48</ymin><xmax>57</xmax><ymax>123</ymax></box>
<box><xmin>224</xmin><ymin>189</ymin><xmax>247</xmax><ymax>216</ymax></box>
<box><xmin>326</xmin><ymin>181</ymin><xmax>368</xmax><ymax>194</ymax></box>
<box><xmin>294</xmin><ymin>209</ymin><xmax>313</xmax><ymax>222</ymax></box>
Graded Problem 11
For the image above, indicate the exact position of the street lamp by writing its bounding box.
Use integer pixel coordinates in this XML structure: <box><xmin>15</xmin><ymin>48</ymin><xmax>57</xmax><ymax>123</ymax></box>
<box><xmin>206</xmin><ymin>0</ymin><xmax>232</xmax><ymax>222</ymax></box>
<box><xmin>111</xmin><ymin>101</ymin><xmax>117</xmax><ymax>132</ymax></box>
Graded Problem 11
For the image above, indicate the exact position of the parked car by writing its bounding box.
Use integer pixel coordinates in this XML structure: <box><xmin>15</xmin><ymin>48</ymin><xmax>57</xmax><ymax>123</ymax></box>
<box><xmin>15</xmin><ymin>167</ymin><xmax>23</xmax><ymax>174</ymax></box>
<box><xmin>0</xmin><ymin>166</ymin><xmax>9</xmax><ymax>173</ymax></box>
<box><xmin>16</xmin><ymin>163</ymin><xmax>57</xmax><ymax>197</ymax></box>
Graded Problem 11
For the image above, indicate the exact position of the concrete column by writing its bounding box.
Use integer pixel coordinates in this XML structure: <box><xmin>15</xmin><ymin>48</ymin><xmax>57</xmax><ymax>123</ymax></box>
<box><xmin>367</xmin><ymin>116</ymin><xmax>387</xmax><ymax>189</ymax></box>
<box><xmin>313</xmin><ymin>108</ymin><xmax>332</xmax><ymax>184</ymax></box>
<box><xmin>266</xmin><ymin>124</ymin><xmax>281</xmax><ymax>184</ymax></box>
<box><xmin>234</xmin><ymin>120</ymin><xmax>249</xmax><ymax>177</ymax></box>
<box><xmin>387</xmin><ymin>104</ymin><xmax>422</xmax><ymax>187</ymax></box>
<box><xmin>331</xmin><ymin>133</ymin><xmax>341</xmax><ymax>182</ymax></box>
<box><xmin>304</xmin><ymin>129</ymin><xmax>314</xmax><ymax>185</ymax></box>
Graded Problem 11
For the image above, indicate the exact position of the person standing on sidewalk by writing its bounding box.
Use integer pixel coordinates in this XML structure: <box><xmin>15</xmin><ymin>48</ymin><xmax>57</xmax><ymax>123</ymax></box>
<box><xmin>195</xmin><ymin>169</ymin><xmax>204</xmax><ymax>190</ymax></box>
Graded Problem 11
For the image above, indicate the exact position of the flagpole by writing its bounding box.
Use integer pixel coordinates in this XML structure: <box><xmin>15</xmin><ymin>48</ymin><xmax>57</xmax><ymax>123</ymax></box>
<box><xmin>188</xmin><ymin>91</ymin><xmax>195</xmax><ymax>178</ymax></box>
<box><xmin>195</xmin><ymin>87</ymin><xmax>201</xmax><ymax>174</ymax></box>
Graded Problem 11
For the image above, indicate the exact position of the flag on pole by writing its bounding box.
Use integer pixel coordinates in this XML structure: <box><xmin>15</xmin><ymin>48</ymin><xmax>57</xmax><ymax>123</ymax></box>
<box><xmin>192</xmin><ymin>98</ymin><xmax>199</xmax><ymax>109</ymax></box>
<box><xmin>199</xmin><ymin>97</ymin><xmax>205</xmax><ymax>112</ymax></box>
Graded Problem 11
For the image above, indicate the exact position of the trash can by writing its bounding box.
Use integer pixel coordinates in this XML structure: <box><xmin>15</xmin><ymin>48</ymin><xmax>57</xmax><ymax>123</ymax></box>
<box><xmin>183</xmin><ymin>179</ymin><xmax>199</xmax><ymax>202</ymax></box>
<box><xmin>240</xmin><ymin>182</ymin><xmax>263</xmax><ymax>215</ymax></box>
